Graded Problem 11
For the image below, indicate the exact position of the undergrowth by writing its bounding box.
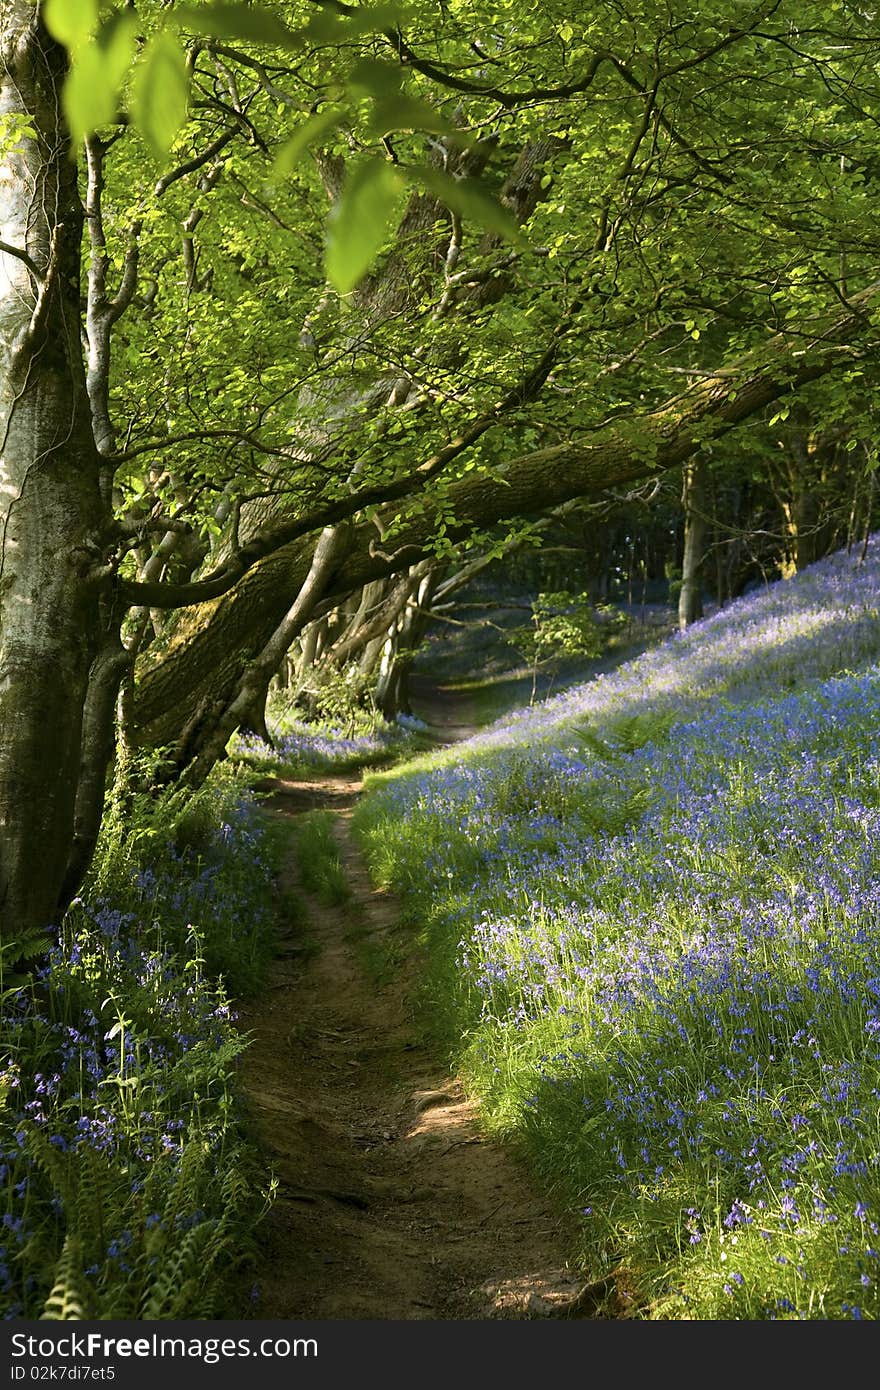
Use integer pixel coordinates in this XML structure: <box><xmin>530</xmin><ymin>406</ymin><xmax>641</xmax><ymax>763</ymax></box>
<box><xmin>228</xmin><ymin>693</ymin><xmax>428</xmax><ymax>779</ymax></box>
<box><xmin>0</xmin><ymin>765</ymin><xmax>280</xmax><ymax>1319</ymax></box>
<box><xmin>292</xmin><ymin>812</ymin><xmax>351</xmax><ymax>905</ymax></box>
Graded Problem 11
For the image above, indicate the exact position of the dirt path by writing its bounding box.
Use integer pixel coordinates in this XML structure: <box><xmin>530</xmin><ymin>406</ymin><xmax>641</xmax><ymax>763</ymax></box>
<box><xmin>408</xmin><ymin>674</ymin><xmax>485</xmax><ymax>743</ymax></box>
<box><xmin>239</xmin><ymin>774</ymin><xmax>608</xmax><ymax>1320</ymax></box>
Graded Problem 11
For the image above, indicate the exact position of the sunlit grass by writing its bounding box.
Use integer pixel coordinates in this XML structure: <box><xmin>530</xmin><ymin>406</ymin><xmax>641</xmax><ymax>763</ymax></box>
<box><xmin>292</xmin><ymin>811</ymin><xmax>351</xmax><ymax>905</ymax></box>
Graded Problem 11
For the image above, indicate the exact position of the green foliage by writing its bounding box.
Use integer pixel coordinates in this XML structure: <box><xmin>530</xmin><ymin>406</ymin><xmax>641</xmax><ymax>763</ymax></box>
<box><xmin>274</xmin><ymin>107</ymin><xmax>345</xmax><ymax>172</ymax></box>
<box><xmin>173</xmin><ymin>3</ymin><xmax>305</xmax><ymax>48</ymax></box>
<box><xmin>0</xmin><ymin>111</ymin><xmax>36</xmax><ymax>158</ymax></box>
<box><xmin>57</xmin><ymin>14</ymin><xmax>137</xmax><ymax>146</ymax></box>
<box><xmin>48</xmin><ymin>1</ymin><xmax>533</xmax><ymax>290</ymax></box>
<box><xmin>411</xmin><ymin>167</ymin><xmax>524</xmax><ymax>245</ymax></box>
<box><xmin>41</xmin><ymin>1236</ymin><xmax>93</xmax><ymax>1321</ymax></box>
<box><xmin>293</xmin><ymin>811</ymin><xmax>351</xmax><ymax>905</ymax></box>
<box><xmin>0</xmin><ymin>764</ymin><xmax>281</xmax><ymax>1318</ymax></box>
<box><xmin>130</xmin><ymin>30</ymin><xmax>190</xmax><ymax>159</ymax></box>
<box><xmin>300</xmin><ymin>664</ymin><xmax>377</xmax><ymax>732</ymax></box>
<box><xmin>49</xmin><ymin>0</ymin><xmax>878</xmax><ymax>611</ymax></box>
<box><xmin>325</xmin><ymin>158</ymin><xmax>407</xmax><ymax>294</ymax></box>
<box><xmin>0</xmin><ymin>928</ymin><xmax>53</xmax><ymax>995</ymax></box>
<box><xmin>570</xmin><ymin>708</ymin><xmax>680</xmax><ymax>761</ymax></box>
<box><xmin>486</xmin><ymin>746</ymin><xmax>653</xmax><ymax>835</ymax></box>
<box><xmin>42</xmin><ymin>0</ymin><xmax>98</xmax><ymax>49</ymax></box>
<box><xmin>506</xmin><ymin>592</ymin><xmax>626</xmax><ymax>668</ymax></box>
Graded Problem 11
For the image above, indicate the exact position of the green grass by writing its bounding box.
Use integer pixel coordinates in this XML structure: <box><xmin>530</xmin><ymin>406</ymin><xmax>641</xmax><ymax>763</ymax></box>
<box><xmin>292</xmin><ymin>811</ymin><xmax>352</xmax><ymax>905</ymax></box>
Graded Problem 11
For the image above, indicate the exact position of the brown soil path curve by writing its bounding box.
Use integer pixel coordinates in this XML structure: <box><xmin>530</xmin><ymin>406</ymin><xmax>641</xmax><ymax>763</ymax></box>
<box><xmin>239</xmin><ymin>774</ymin><xmax>613</xmax><ymax>1319</ymax></box>
<box><xmin>408</xmin><ymin>674</ymin><xmax>485</xmax><ymax>743</ymax></box>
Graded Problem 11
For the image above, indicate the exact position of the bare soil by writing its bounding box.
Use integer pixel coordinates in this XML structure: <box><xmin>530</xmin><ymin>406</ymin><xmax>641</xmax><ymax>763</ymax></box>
<box><xmin>407</xmin><ymin>674</ymin><xmax>488</xmax><ymax>743</ymax></box>
<box><xmin>239</xmin><ymin>773</ymin><xmax>615</xmax><ymax>1319</ymax></box>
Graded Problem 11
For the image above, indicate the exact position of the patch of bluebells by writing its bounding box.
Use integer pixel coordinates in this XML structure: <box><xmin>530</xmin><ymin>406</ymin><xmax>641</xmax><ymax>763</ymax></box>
<box><xmin>126</xmin><ymin>792</ymin><xmax>273</xmax><ymax>988</ymax></box>
<box><xmin>231</xmin><ymin>716</ymin><xmax>420</xmax><ymax>774</ymax></box>
<box><xmin>0</xmin><ymin>786</ymin><xmax>273</xmax><ymax>1318</ymax></box>
<box><xmin>360</xmin><ymin>537</ymin><xmax>880</xmax><ymax>1318</ymax></box>
<box><xmin>455</xmin><ymin>534</ymin><xmax>880</xmax><ymax>756</ymax></box>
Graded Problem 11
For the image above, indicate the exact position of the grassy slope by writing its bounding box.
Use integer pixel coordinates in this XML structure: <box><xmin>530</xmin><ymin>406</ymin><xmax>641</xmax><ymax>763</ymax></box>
<box><xmin>355</xmin><ymin>538</ymin><xmax>880</xmax><ymax>1320</ymax></box>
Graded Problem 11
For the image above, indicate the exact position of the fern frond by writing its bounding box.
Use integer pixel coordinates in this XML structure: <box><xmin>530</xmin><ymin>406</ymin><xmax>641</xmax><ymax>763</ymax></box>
<box><xmin>25</xmin><ymin>1127</ymin><xmax>74</xmax><ymax>1206</ymax></box>
<box><xmin>139</xmin><ymin>1221</ymin><xmax>216</xmax><ymax>1319</ymax></box>
<box><xmin>41</xmin><ymin>1235</ymin><xmax>92</xmax><ymax>1320</ymax></box>
<box><xmin>73</xmin><ymin>1146</ymin><xmax>120</xmax><ymax>1262</ymax></box>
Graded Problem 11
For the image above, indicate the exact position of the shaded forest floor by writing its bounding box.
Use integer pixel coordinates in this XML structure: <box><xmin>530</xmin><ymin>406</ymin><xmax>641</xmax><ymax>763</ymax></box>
<box><xmin>407</xmin><ymin>599</ymin><xmax>676</xmax><ymax>737</ymax></box>
<box><xmin>239</xmin><ymin>767</ymin><xmax>623</xmax><ymax>1318</ymax></box>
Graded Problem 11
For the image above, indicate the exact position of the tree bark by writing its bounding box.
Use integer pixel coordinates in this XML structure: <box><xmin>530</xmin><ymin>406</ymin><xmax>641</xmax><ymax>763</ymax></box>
<box><xmin>374</xmin><ymin>568</ymin><xmax>438</xmax><ymax>719</ymax></box>
<box><xmin>0</xmin><ymin>5</ymin><xmax>106</xmax><ymax>944</ymax></box>
<box><xmin>177</xmin><ymin>525</ymin><xmax>350</xmax><ymax>785</ymax></box>
<box><xmin>679</xmin><ymin>459</ymin><xmax>707</xmax><ymax>629</ymax></box>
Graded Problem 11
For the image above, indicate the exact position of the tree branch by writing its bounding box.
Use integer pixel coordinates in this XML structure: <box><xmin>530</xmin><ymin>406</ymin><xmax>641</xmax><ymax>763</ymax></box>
<box><xmin>0</xmin><ymin>239</ymin><xmax>42</xmax><ymax>279</ymax></box>
<box><xmin>153</xmin><ymin>127</ymin><xmax>238</xmax><ymax>198</ymax></box>
<box><xmin>127</xmin><ymin>276</ymin><xmax>880</xmax><ymax>623</ymax></box>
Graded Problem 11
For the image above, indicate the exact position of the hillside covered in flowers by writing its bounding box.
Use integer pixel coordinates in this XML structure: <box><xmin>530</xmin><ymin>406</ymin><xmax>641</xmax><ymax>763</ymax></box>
<box><xmin>357</xmin><ymin>538</ymin><xmax>880</xmax><ymax>1319</ymax></box>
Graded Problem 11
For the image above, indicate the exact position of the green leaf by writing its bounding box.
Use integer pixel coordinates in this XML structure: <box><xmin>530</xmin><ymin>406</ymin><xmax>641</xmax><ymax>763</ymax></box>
<box><xmin>348</xmin><ymin>57</ymin><xmax>403</xmax><ymax>98</ymax></box>
<box><xmin>368</xmin><ymin>93</ymin><xmax>463</xmax><ymax>138</ymax></box>
<box><xmin>325</xmin><ymin>158</ymin><xmax>406</xmax><ymax>294</ymax></box>
<box><xmin>306</xmin><ymin>4</ymin><xmax>402</xmax><ymax>44</ymax></box>
<box><xmin>131</xmin><ymin>31</ymin><xmax>190</xmax><ymax>161</ymax></box>
<box><xmin>43</xmin><ymin>0</ymin><xmax>98</xmax><ymax>50</ymax></box>
<box><xmin>50</xmin><ymin>7</ymin><xmax>132</xmax><ymax>149</ymax></box>
<box><xmin>173</xmin><ymin>4</ymin><xmax>305</xmax><ymax>49</ymax></box>
<box><xmin>275</xmin><ymin>108</ymin><xmax>345</xmax><ymax>174</ymax></box>
<box><xmin>62</xmin><ymin>43</ymin><xmax>119</xmax><ymax>145</ymax></box>
<box><xmin>97</xmin><ymin>14</ymin><xmax>138</xmax><ymax>86</ymax></box>
<box><xmin>0</xmin><ymin>113</ymin><xmax>37</xmax><ymax>159</ymax></box>
<box><xmin>410</xmin><ymin>167</ymin><xmax>525</xmax><ymax>244</ymax></box>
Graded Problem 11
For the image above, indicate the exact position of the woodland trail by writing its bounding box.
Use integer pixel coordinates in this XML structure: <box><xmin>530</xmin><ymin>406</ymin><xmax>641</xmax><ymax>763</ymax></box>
<box><xmin>239</xmin><ymin>771</ymin><xmax>615</xmax><ymax>1319</ymax></box>
<box><xmin>407</xmin><ymin>674</ymin><xmax>487</xmax><ymax>743</ymax></box>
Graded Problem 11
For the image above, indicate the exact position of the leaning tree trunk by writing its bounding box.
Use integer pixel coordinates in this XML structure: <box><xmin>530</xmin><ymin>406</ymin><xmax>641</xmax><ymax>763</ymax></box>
<box><xmin>130</xmin><ymin>320</ymin><xmax>865</xmax><ymax>766</ymax></box>
<box><xmin>0</xmin><ymin>5</ymin><xmax>105</xmax><ymax>944</ymax></box>
<box><xmin>374</xmin><ymin>568</ymin><xmax>438</xmax><ymax>719</ymax></box>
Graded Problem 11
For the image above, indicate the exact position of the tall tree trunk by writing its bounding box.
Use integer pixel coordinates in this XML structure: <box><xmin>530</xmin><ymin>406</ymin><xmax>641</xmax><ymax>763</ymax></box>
<box><xmin>178</xmin><ymin>526</ymin><xmax>349</xmax><ymax>785</ymax></box>
<box><xmin>0</xmin><ymin>5</ymin><xmax>105</xmax><ymax>943</ymax></box>
<box><xmin>375</xmin><ymin>569</ymin><xmax>439</xmax><ymax>719</ymax></box>
<box><xmin>679</xmin><ymin>459</ymin><xmax>707</xmax><ymax>629</ymax></box>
